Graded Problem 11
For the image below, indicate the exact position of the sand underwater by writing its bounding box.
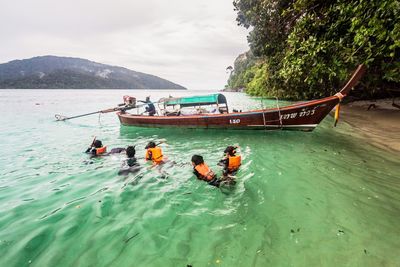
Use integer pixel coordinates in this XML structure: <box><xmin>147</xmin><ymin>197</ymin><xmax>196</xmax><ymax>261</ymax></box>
<box><xmin>0</xmin><ymin>89</ymin><xmax>399</xmax><ymax>267</ymax></box>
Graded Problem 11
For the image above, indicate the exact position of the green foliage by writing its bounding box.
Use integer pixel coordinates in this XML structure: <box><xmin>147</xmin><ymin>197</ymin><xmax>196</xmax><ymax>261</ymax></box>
<box><xmin>229</xmin><ymin>0</ymin><xmax>400</xmax><ymax>99</ymax></box>
<box><xmin>246</xmin><ymin>64</ymin><xmax>269</xmax><ymax>96</ymax></box>
<box><xmin>227</xmin><ymin>51</ymin><xmax>257</xmax><ymax>89</ymax></box>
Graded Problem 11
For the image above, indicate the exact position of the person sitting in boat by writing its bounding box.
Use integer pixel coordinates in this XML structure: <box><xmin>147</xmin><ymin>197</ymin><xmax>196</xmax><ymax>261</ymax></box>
<box><xmin>118</xmin><ymin>146</ymin><xmax>140</xmax><ymax>175</ymax></box>
<box><xmin>145</xmin><ymin>141</ymin><xmax>164</xmax><ymax>164</ymax></box>
<box><xmin>219</xmin><ymin>146</ymin><xmax>241</xmax><ymax>177</ymax></box>
<box><xmin>191</xmin><ymin>155</ymin><xmax>221</xmax><ymax>187</ymax></box>
<box><xmin>139</xmin><ymin>96</ymin><xmax>156</xmax><ymax>116</ymax></box>
<box><xmin>85</xmin><ymin>139</ymin><xmax>107</xmax><ymax>156</ymax></box>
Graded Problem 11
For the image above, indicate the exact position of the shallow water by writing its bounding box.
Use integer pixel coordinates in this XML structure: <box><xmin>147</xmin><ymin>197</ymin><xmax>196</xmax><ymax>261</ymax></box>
<box><xmin>0</xmin><ymin>89</ymin><xmax>399</xmax><ymax>267</ymax></box>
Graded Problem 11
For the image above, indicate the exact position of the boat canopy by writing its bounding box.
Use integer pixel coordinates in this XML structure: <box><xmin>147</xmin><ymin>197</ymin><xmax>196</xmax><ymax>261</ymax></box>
<box><xmin>163</xmin><ymin>94</ymin><xmax>227</xmax><ymax>107</ymax></box>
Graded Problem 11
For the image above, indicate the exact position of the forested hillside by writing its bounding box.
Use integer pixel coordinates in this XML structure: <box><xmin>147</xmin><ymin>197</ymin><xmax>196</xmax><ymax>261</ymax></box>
<box><xmin>0</xmin><ymin>56</ymin><xmax>186</xmax><ymax>89</ymax></box>
<box><xmin>227</xmin><ymin>0</ymin><xmax>399</xmax><ymax>100</ymax></box>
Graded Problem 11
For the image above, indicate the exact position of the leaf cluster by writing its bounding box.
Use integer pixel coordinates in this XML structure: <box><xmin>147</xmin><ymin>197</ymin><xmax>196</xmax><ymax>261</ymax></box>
<box><xmin>228</xmin><ymin>0</ymin><xmax>400</xmax><ymax>100</ymax></box>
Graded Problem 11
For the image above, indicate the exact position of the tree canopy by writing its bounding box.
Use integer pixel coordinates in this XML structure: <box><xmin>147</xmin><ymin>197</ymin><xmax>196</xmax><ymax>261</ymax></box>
<box><xmin>227</xmin><ymin>0</ymin><xmax>400</xmax><ymax>100</ymax></box>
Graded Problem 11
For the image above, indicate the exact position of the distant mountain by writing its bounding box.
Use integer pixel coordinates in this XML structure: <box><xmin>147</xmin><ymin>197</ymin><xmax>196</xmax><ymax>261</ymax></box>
<box><xmin>0</xmin><ymin>56</ymin><xmax>186</xmax><ymax>89</ymax></box>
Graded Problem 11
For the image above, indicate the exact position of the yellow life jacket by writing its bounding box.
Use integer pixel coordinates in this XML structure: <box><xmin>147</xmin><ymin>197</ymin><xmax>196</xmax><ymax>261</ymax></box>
<box><xmin>95</xmin><ymin>146</ymin><xmax>107</xmax><ymax>155</ymax></box>
<box><xmin>146</xmin><ymin>147</ymin><xmax>163</xmax><ymax>163</ymax></box>
<box><xmin>195</xmin><ymin>163</ymin><xmax>215</xmax><ymax>181</ymax></box>
<box><xmin>228</xmin><ymin>155</ymin><xmax>241</xmax><ymax>171</ymax></box>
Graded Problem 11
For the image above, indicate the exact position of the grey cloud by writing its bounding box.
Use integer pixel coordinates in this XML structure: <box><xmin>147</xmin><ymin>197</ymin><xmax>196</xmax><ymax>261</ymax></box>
<box><xmin>0</xmin><ymin>0</ymin><xmax>249</xmax><ymax>89</ymax></box>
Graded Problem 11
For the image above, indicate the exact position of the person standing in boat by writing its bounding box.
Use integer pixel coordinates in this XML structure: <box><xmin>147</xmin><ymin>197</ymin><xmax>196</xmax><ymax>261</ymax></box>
<box><xmin>219</xmin><ymin>146</ymin><xmax>241</xmax><ymax>177</ymax></box>
<box><xmin>139</xmin><ymin>96</ymin><xmax>156</xmax><ymax>116</ymax></box>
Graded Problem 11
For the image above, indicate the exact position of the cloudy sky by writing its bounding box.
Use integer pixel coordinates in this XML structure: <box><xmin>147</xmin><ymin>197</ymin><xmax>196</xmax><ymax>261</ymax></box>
<box><xmin>0</xmin><ymin>0</ymin><xmax>249</xmax><ymax>89</ymax></box>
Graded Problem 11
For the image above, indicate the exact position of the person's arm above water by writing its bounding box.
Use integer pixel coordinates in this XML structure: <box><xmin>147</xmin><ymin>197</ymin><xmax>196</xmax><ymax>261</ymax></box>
<box><xmin>145</xmin><ymin>150</ymin><xmax>152</xmax><ymax>161</ymax></box>
<box><xmin>85</xmin><ymin>147</ymin><xmax>96</xmax><ymax>155</ymax></box>
<box><xmin>222</xmin><ymin>158</ymin><xmax>229</xmax><ymax>176</ymax></box>
<box><xmin>218</xmin><ymin>157</ymin><xmax>228</xmax><ymax>166</ymax></box>
<box><xmin>85</xmin><ymin>148</ymin><xmax>97</xmax><ymax>158</ymax></box>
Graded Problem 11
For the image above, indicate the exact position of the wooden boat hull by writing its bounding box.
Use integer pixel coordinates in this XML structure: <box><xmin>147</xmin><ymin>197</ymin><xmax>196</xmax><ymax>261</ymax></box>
<box><xmin>117</xmin><ymin>65</ymin><xmax>366</xmax><ymax>131</ymax></box>
<box><xmin>117</xmin><ymin>96</ymin><xmax>339</xmax><ymax>131</ymax></box>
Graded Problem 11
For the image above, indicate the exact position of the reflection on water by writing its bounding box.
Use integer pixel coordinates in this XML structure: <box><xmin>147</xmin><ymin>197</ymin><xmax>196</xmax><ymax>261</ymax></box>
<box><xmin>0</xmin><ymin>89</ymin><xmax>399</xmax><ymax>267</ymax></box>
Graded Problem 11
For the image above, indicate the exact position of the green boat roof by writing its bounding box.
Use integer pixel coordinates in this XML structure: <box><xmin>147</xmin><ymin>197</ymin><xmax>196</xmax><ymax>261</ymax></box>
<box><xmin>163</xmin><ymin>94</ymin><xmax>227</xmax><ymax>107</ymax></box>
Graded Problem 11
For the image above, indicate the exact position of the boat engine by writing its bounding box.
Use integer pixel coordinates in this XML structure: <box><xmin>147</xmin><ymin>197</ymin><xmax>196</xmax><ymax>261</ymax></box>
<box><xmin>123</xmin><ymin>95</ymin><xmax>136</xmax><ymax>108</ymax></box>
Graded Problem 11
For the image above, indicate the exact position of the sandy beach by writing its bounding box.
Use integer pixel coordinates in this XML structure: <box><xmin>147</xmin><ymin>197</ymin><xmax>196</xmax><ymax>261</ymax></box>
<box><xmin>341</xmin><ymin>98</ymin><xmax>400</xmax><ymax>153</ymax></box>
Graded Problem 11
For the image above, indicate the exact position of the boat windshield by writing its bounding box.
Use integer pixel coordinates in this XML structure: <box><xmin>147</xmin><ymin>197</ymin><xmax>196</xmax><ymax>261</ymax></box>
<box><xmin>162</xmin><ymin>94</ymin><xmax>227</xmax><ymax>107</ymax></box>
<box><xmin>159</xmin><ymin>94</ymin><xmax>229</xmax><ymax>115</ymax></box>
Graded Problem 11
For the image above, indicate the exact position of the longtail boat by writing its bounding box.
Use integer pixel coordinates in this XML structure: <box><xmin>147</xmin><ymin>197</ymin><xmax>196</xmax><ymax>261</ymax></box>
<box><xmin>117</xmin><ymin>65</ymin><xmax>366</xmax><ymax>131</ymax></box>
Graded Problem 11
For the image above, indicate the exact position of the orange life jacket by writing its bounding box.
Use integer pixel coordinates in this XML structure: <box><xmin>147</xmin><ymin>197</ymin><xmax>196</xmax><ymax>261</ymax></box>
<box><xmin>195</xmin><ymin>163</ymin><xmax>215</xmax><ymax>181</ymax></box>
<box><xmin>228</xmin><ymin>155</ymin><xmax>241</xmax><ymax>171</ymax></box>
<box><xmin>95</xmin><ymin>146</ymin><xmax>107</xmax><ymax>155</ymax></box>
<box><xmin>146</xmin><ymin>147</ymin><xmax>163</xmax><ymax>163</ymax></box>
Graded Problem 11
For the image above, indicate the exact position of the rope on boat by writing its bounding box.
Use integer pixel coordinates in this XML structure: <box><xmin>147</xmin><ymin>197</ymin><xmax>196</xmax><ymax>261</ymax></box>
<box><xmin>276</xmin><ymin>97</ymin><xmax>283</xmax><ymax>129</ymax></box>
<box><xmin>262</xmin><ymin>112</ymin><xmax>267</xmax><ymax>131</ymax></box>
<box><xmin>333</xmin><ymin>92</ymin><xmax>344</xmax><ymax>127</ymax></box>
<box><xmin>261</xmin><ymin>99</ymin><xmax>267</xmax><ymax>131</ymax></box>
<box><xmin>334</xmin><ymin>92</ymin><xmax>345</xmax><ymax>101</ymax></box>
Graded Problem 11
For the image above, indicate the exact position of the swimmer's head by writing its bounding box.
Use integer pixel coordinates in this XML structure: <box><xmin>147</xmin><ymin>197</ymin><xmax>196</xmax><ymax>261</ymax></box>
<box><xmin>126</xmin><ymin>146</ymin><xmax>136</xmax><ymax>158</ymax></box>
<box><xmin>93</xmin><ymin>140</ymin><xmax>103</xmax><ymax>148</ymax></box>
<box><xmin>224</xmin><ymin>146</ymin><xmax>237</xmax><ymax>156</ymax></box>
<box><xmin>145</xmin><ymin>141</ymin><xmax>156</xmax><ymax>149</ymax></box>
<box><xmin>191</xmin><ymin>155</ymin><xmax>204</xmax><ymax>166</ymax></box>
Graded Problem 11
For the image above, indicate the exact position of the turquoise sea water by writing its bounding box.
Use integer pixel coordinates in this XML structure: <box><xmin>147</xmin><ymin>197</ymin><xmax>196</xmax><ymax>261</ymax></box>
<box><xmin>0</xmin><ymin>89</ymin><xmax>399</xmax><ymax>267</ymax></box>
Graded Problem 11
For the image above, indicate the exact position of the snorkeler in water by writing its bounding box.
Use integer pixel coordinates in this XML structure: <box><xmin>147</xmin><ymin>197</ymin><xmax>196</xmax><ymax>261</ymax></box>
<box><xmin>85</xmin><ymin>138</ymin><xmax>128</xmax><ymax>157</ymax></box>
<box><xmin>144</xmin><ymin>140</ymin><xmax>171</xmax><ymax>179</ymax></box>
<box><xmin>219</xmin><ymin>146</ymin><xmax>241</xmax><ymax>177</ymax></box>
<box><xmin>145</xmin><ymin>141</ymin><xmax>164</xmax><ymax>164</ymax></box>
<box><xmin>85</xmin><ymin>139</ymin><xmax>107</xmax><ymax>157</ymax></box>
<box><xmin>118</xmin><ymin>146</ymin><xmax>141</xmax><ymax>175</ymax></box>
<box><xmin>191</xmin><ymin>155</ymin><xmax>220</xmax><ymax>187</ymax></box>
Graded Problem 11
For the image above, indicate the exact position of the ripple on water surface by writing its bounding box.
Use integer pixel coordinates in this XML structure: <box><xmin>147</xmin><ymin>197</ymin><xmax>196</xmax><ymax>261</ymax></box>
<box><xmin>0</xmin><ymin>90</ymin><xmax>399</xmax><ymax>267</ymax></box>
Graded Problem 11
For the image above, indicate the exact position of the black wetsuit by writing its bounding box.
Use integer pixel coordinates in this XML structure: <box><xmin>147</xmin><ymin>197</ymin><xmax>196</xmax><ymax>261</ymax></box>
<box><xmin>126</xmin><ymin>157</ymin><xmax>138</xmax><ymax>167</ymax></box>
<box><xmin>118</xmin><ymin>157</ymin><xmax>140</xmax><ymax>175</ymax></box>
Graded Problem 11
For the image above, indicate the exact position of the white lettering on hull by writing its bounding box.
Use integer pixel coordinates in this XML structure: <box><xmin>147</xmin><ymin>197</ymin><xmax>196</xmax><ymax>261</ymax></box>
<box><xmin>280</xmin><ymin>106</ymin><xmax>317</xmax><ymax>120</ymax></box>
